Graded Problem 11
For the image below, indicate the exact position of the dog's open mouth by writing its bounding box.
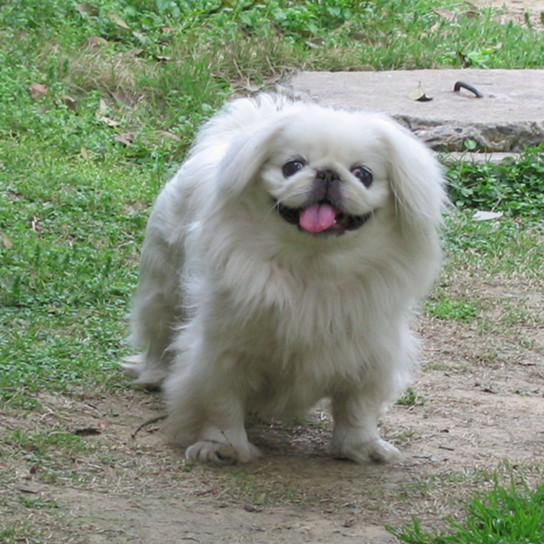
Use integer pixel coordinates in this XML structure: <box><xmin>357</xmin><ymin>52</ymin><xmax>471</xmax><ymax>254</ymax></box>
<box><xmin>276</xmin><ymin>201</ymin><xmax>372</xmax><ymax>236</ymax></box>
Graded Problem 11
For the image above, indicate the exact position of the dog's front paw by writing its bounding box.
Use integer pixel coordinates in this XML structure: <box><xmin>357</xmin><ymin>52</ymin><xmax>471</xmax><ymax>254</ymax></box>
<box><xmin>361</xmin><ymin>438</ymin><xmax>401</xmax><ymax>463</ymax></box>
<box><xmin>186</xmin><ymin>440</ymin><xmax>261</xmax><ymax>465</ymax></box>
<box><xmin>330</xmin><ymin>437</ymin><xmax>401</xmax><ymax>464</ymax></box>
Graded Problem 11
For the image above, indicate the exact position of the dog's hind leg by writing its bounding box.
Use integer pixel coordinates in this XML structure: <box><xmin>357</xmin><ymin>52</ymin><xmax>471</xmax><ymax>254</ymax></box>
<box><xmin>122</xmin><ymin>228</ymin><xmax>183</xmax><ymax>387</ymax></box>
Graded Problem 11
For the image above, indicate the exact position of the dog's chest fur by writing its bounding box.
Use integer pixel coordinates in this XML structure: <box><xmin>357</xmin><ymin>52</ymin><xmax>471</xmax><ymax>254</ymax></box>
<box><xmin>185</xmin><ymin>264</ymin><xmax>399</xmax><ymax>416</ymax></box>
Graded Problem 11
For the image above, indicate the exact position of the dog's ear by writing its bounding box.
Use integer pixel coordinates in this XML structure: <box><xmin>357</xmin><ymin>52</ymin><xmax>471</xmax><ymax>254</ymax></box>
<box><xmin>377</xmin><ymin>117</ymin><xmax>446</xmax><ymax>230</ymax></box>
<box><xmin>214</xmin><ymin>117</ymin><xmax>286</xmax><ymax>202</ymax></box>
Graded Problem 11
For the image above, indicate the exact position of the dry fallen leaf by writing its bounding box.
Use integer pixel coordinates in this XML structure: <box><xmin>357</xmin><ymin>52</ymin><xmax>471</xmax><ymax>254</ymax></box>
<box><xmin>28</xmin><ymin>83</ymin><xmax>48</xmax><ymax>101</ymax></box>
<box><xmin>112</xmin><ymin>89</ymin><xmax>136</xmax><ymax>107</ymax></box>
<box><xmin>60</xmin><ymin>95</ymin><xmax>77</xmax><ymax>111</ymax></box>
<box><xmin>463</xmin><ymin>8</ymin><xmax>480</xmax><ymax>18</ymax></box>
<box><xmin>107</xmin><ymin>12</ymin><xmax>130</xmax><ymax>30</ymax></box>
<box><xmin>434</xmin><ymin>8</ymin><xmax>455</xmax><ymax>21</ymax></box>
<box><xmin>83</xmin><ymin>35</ymin><xmax>109</xmax><ymax>50</ymax></box>
<box><xmin>96</xmin><ymin>98</ymin><xmax>109</xmax><ymax>116</ymax></box>
<box><xmin>96</xmin><ymin>115</ymin><xmax>120</xmax><ymax>127</ymax></box>
<box><xmin>144</xmin><ymin>131</ymin><xmax>182</xmax><ymax>144</ymax></box>
<box><xmin>1</xmin><ymin>234</ymin><xmax>13</xmax><ymax>249</ymax></box>
<box><xmin>125</xmin><ymin>47</ymin><xmax>144</xmax><ymax>57</ymax></box>
<box><xmin>114</xmin><ymin>133</ymin><xmax>135</xmax><ymax>146</ymax></box>
<box><xmin>409</xmin><ymin>82</ymin><xmax>433</xmax><ymax>102</ymax></box>
<box><xmin>76</xmin><ymin>3</ymin><xmax>99</xmax><ymax>17</ymax></box>
<box><xmin>17</xmin><ymin>481</ymin><xmax>42</xmax><ymax>494</ymax></box>
<box><xmin>156</xmin><ymin>131</ymin><xmax>181</xmax><ymax>142</ymax></box>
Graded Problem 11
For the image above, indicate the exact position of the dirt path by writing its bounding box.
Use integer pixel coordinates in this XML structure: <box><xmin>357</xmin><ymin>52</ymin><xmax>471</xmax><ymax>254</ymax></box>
<box><xmin>3</xmin><ymin>279</ymin><xmax>543</xmax><ymax>543</ymax></box>
<box><xmin>471</xmin><ymin>0</ymin><xmax>544</xmax><ymax>27</ymax></box>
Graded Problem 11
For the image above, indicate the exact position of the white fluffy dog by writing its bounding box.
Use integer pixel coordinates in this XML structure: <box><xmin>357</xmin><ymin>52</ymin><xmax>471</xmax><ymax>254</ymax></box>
<box><xmin>123</xmin><ymin>93</ymin><xmax>445</xmax><ymax>464</ymax></box>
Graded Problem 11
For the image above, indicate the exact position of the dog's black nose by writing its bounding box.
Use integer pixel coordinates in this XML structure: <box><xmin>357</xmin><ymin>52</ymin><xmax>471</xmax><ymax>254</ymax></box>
<box><xmin>313</xmin><ymin>169</ymin><xmax>342</xmax><ymax>204</ymax></box>
<box><xmin>316</xmin><ymin>169</ymin><xmax>340</xmax><ymax>185</ymax></box>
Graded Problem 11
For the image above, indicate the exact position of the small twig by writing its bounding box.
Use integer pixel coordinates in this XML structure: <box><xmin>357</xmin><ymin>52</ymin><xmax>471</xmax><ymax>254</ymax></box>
<box><xmin>131</xmin><ymin>415</ymin><xmax>167</xmax><ymax>439</ymax></box>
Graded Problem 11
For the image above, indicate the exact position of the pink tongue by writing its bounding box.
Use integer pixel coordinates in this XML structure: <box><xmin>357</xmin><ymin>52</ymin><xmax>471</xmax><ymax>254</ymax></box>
<box><xmin>299</xmin><ymin>203</ymin><xmax>337</xmax><ymax>233</ymax></box>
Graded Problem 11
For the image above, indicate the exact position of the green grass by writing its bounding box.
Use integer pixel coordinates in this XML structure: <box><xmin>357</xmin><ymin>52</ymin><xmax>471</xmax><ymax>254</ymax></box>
<box><xmin>4</xmin><ymin>428</ymin><xmax>87</xmax><ymax>455</ymax></box>
<box><xmin>1</xmin><ymin>0</ymin><xmax>543</xmax><ymax>407</ymax></box>
<box><xmin>388</xmin><ymin>479</ymin><xmax>544</xmax><ymax>544</ymax></box>
<box><xmin>396</xmin><ymin>387</ymin><xmax>426</xmax><ymax>406</ymax></box>
<box><xmin>442</xmin><ymin>212</ymin><xmax>544</xmax><ymax>277</ymax></box>
<box><xmin>425</xmin><ymin>295</ymin><xmax>479</xmax><ymax>323</ymax></box>
<box><xmin>1</xmin><ymin>153</ymin><xmax>150</xmax><ymax>405</ymax></box>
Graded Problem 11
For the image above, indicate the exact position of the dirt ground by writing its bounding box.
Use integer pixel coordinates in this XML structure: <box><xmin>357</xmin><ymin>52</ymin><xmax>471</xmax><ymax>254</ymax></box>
<box><xmin>2</xmin><ymin>3</ymin><xmax>544</xmax><ymax>543</ymax></box>
<box><xmin>471</xmin><ymin>0</ymin><xmax>544</xmax><ymax>26</ymax></box>
<box><xmin>3</xmin><ymin>267</ymin><xmax>543</xmax><ymax>543</ymax></box>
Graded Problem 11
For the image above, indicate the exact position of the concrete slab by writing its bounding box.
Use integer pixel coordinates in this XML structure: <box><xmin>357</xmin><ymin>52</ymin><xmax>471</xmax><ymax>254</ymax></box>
<box><xmin>288</xmin><ymin>69</ymin><xmax>544</xmax><ymax>153</ymax></box>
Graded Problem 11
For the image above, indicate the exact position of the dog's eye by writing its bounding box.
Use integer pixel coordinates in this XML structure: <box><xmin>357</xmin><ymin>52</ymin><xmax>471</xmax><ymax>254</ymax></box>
<box><xmin>282</xmin><ymin>160</ymin><xmax>305</xmax><ymax>178</ymax></box>
<box><xmin>352</xmin><ymin>166</ymin><xmax>373</xmax><ymax>188</ymax></box>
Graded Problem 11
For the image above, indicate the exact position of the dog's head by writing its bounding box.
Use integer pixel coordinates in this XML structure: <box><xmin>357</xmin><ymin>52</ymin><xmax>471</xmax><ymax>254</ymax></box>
<box><xmin>211</xmin><ymin>98</ymin><xmax>445</xmax><ymax>242</ymax></box>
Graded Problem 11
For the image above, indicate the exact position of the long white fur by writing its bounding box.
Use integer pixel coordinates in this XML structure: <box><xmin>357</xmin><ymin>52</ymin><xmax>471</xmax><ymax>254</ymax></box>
<box><xmin>123</xmin><ymin>94</ymin><xmax>446</xmax><ymax>464</ymax></box>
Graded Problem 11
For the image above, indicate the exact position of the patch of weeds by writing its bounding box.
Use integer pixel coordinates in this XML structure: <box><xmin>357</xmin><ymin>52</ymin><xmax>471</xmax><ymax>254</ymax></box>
<box><xmin>0</xmin><ymin>525</ymin><xmax>38</xmax><ymax>544</ymax></box>
<box><xmin>2</xmin><ymin>429</ymin><xmax>92</xmax><ymax>487</ymax></box>
<box><xmin>4</xmin><ymin>429</ymin><xmax>87</xmax><ymax>457</ymax></box>
<box><xmin>445</xmin><ymin>145</ymin><xmax>544</xmax><ymax>217</ymax></box>
<box><xmin>19</xmin><ymin>497</ymin><xmax>59</xmax><ymax>509</ymax></box>
<box><xmin>425</xmin><ymin>296</ymin><xmax>478</xmax><ymax>323</ymax></box>
<box><xmin>498</xmin><ymin>300</ymin><xmax>543</xmax><ymax>328</ymax></box>
<box><xmin>387</xmin><ymin>478</ymin><xmax>544</xmax><ymax>544</ymax></box>
<box><xmin>393</xmin><ymin>479</ymin><xmax>433</xmax><ymax>501</ymax></box>
<box><xmin>0</xmin><ymin>392</ymin><xmax>42</xmax><ymax>411</ymax></box>
<box><xmin>442</xmin><ymin>212</ymin><xmax>544</xmax><ymax>279</ymax></box>
<box><xmin>181</xmin><ymin>460</ymin><xmax>196</xmax><ymax>473</ymax></box>
<box><xmin>393</xmin><ymin>428</ymin><xmax>417</xmax><ymax>448</ymax></box>
<box><xmin>423</xmin><ymin>361</ymin><xmax>452</xmax><ymax>372</ymax></box>
<box><xmin>397</xmin><ymin>387</ymin><xmax>426</xmax><ymax>407</ymax></box>
<box><xmin>459</xmin><ymin>44</ymin><xmax>502</xmax><ymax>69</ymax></box>
<box><xmin>475</xmin><ymin>349</ymin><xmax>501</xmax><ymax>366</ymax></box>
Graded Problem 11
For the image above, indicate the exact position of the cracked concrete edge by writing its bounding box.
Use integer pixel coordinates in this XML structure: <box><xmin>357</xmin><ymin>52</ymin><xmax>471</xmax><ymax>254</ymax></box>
<box><xmin>286</xmin><ymin>69</ymin><xmax>544</xmax><ymax>154</ymax></box>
